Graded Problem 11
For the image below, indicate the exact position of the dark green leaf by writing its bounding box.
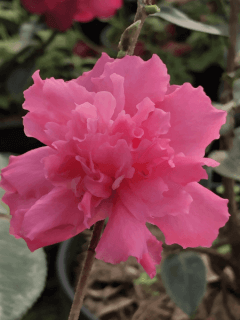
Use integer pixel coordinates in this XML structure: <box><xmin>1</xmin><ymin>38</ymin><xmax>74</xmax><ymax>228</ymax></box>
<box><xmin>6</xmin><ymin>60</ymin><xmax>36</xmax><ymax>99</ymax></box>
<box><xmin>0</xmin><ymin>214</ymin><xmax>47</xmax><ymax>320</ymax></box>
<box><xmin>151</xmin><ymin>5</ymin><xmax>231</xmax><ymax>36</ymax></box>
<box><xmin>208</xmin><ymin>126</ymin><xmax>240</xmax><ymax>181</ymax></box>
<box><xmin>161</xmin><ymin>251</ymin><xmax>206</xmax><ymax>317</ymax></box>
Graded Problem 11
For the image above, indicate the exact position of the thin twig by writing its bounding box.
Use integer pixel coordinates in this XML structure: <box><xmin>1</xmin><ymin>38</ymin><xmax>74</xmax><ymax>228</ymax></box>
<box><xmin>67</xmin><ymin>220</ymin><xmax>105</xmax><ymax>320</ymax></box>
<box><xmin>117</xmin><ymin>0</ymin><xmax>153</xmax><ymax>56</ymax></box>
<box><xmin>219</xmin><ymin>0</ymin><xmax>240</xmax><ymax>294</ymax></box>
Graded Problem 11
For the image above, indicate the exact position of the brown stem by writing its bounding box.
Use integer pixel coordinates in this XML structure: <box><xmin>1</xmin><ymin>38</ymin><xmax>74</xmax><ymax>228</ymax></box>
<box><xmin>67</xmin><ymin>220</ymin><xmax>105</xmax><ymax>320</ymax></box>
<box><xmin>218</xmin><ymin>0</ymin><xmax>240</xmax><ymax>294</ymax></box>
<box><xmin>220</xmin><ymin>0</ymin><xmax>239</xmax><ymax>104</ymax></box>
<box><xmin>117</xmin><ymin>0</ymin><xmax>152</xmax><ymax>56</ymax></box>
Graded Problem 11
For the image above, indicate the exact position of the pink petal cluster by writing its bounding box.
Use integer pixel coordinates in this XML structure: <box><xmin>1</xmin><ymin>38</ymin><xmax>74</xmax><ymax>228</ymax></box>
<box><xmin>20</xmin><ymin>0</ymin><xmax>122</xmax><ymax>31</ymax></box>
<box><xmin>0</xmin><ymin>53</ymin><xmax>229</xmax><ymax>278</ymax></box>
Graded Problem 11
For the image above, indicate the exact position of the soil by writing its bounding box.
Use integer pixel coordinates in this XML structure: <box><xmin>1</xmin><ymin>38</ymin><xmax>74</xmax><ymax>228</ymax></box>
<box><xmin>72</xmin><ymin>223</ymin><xmax>240</xmax><ymax>320</ymax></box>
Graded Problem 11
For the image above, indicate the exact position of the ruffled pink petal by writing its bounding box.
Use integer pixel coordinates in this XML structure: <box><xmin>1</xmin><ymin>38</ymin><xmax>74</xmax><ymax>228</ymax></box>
<box><xmin>0</xmin><ymin>147</ymin><xmax>54</xmax><ymax>199</ymax></box>
<box><xmin>83</xmin><ymin>172</ymin><xmax>113</xmax><ymax>198</ymax></box>
<box><xmin>141</xmin><ymin>108</ymin><xmax>171</xmax><ymax>139</ymax></box>
<box><xmin>77</xmin><ymin>66</ymin><xmax>126</xmax><ymax>123</ymax></box>
<box><xmin>92</xmin><ymin>139</ymin><xmax>135</xmax><ymax>181</ymax></box>
<box><xmin>166</xmin><ymin>153</ymin><xmax>219</xmax><ymax>186</ymax></box>
<box><xmin>65</xmin><ymin>102</ymin><xmax>98</xmax><ymax>140</ymax></box>
<box><xmin>78</xmin><ymin>191</ymin><xmax>93</xmax><ymax>228</ymax></box>
<box><xmin>110</xmin><ymin>110</ymin><xmax>137</xmax><ymax>145</ymax></box>
<box><xmin>96</xmin><ymin>54</ymin><xmax>170</xmax><ymax>117</ymax></box>
<box><xmin>131</xmin><ymin>138</ymin><xmax>174</xmax><ymax>175</ymax></box>
<box><xmin>41</xmin><ymin>153</ymin><xmax>85</xmax><ymax>189</ymax></box>
<box><xmin>93</xmin><ymin>91</ymin><xmax>116</xmax><ymax>132</ymax></box>
<box><xmin>87</xmin><ymin>198</ymin><xmax>113</xmax><ymax>227</ymax></box>
<box><xmin>118</xmin><ymin>176</ymin><xmax>168</xmax><ymax>221</ymax></box>
<box><xmin>75</xmin><ymin>52</ymin><xmax>114</xmax><ymax>91</ymax></box>
<box><xmin>148</xmin><ymin>182</ymin><xmax>230</xmax><ymax>249</ymax></box>
<box><xmin>132</xmin><ymin>97</ymin><xmax>155</xmax><ymax>126</ymax></box>
<box><xmin>109</xmin><ymin>74</ymin><xmax>125</xmax><ymax>120</ymax></box>
<box><xmin>157</xmin><ymin>83</ymin><xmax>227</xmax><ymax>158</ymax></box>
<box><xmin>165</xmin><ymin>84</ymin><xmax>181</xmax><ymax>95</ymax></box>
<box><xmin>95</xmin><ymin>199</ymin><xmax>162</xmax><ymax>279</ymax></box>
<box><xmin>6</xmin><ymin>196</ymin><xmax>37</xmax><ymax>237</ymax></box>
<box><xmin>44</xmin><ymin>122</ymin><xmax>68</xmax><ymax>142</ymax></box>
<box><xmin>118</xmin><ymin>171</ymin><xmax>193</xmax><ymax>222</ymax></box>
<box><xmin>15</xmin><ymin>187</ymin><xmax>88</xmax><ymax>251</ymax></box>
<box><xmin>23</xmin><ymin>70</ymin><xmax>94</xmax><ymax>145</ymax></box>
<box><xmin>90</xmin><ymin>74</ymin><xmax>127</xmax><ymax>117</ymax></box>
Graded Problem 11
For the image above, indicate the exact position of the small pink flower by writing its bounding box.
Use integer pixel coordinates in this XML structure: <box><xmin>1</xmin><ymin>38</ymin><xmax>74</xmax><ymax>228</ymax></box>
<box><xmin>0</xmin><ymin>53</ymin><xmax>229</xmax><ymax>278</ymax></box>
<box><xmin>20</xmin><ymin>0</ymin><xmax>122</xmax><ymax>31</ymax></box>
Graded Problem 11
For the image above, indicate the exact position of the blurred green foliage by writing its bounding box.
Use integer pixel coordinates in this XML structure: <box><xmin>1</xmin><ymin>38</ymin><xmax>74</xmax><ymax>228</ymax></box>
<box><xmin>216</xmin><ymin>183</ymin><xmax>240</xmax><ymax>202</ymax></box>
<box><xmin>0</xmin><ymin>0</ymin><xmax>234</xmax><ymax>114</ymax></box>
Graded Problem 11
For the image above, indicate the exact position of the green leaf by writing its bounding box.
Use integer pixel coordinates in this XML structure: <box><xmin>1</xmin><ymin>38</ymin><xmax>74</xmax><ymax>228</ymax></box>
<box><xmin>0</xmin><ymin>37</ymin><xmax>28</xmax><ymax>56</ymax></box>
<box><xmin>216</xmin><ymin>184</ymin><xmax>225</xmax><ymax>194</ymax></box>
<box><xmin>6</xmin><ymin>60</ymin><xmax>36</xmax><ymax>100</ymax></box>
<box><xmin>234</xmin><ymin>184</ymin><xmax>240</xmax><ymax>193</ymax></box>
<box><xmin>134</xmin><ymin>271</ymin><xmax>158</xmax><ymax>286</ymax></box>
<box><xmin>0</xmin><ymin>0</ymin><xmax>26</xmax><ymax>26</ymax></box>
<box><xmin>152</xmin><ymin>4</ymin><xmax>231</xmax><ymax>36</ymax></box>
<box><xmin>133</xmin><ymin>267</ymin><xmax>161</xmax><ymax>285</ymax></box>
<box><xmin>0</xmin><ymin>95</ymin><xmax>10</xmax><ymax>110</ymax></box>
<box><xmin>0</xmin><ymin>153</ymin><xmax>14</xmax><ymax>215</ymax></box>
<box><xmin>36</xmin><ymin>28</ymin><xmax>80</xmax><ymax>52</ymax></box>
<box><xmin>0</xmin><ymin>8</ymin><xmax>22</xmax><ymax>24</ymax></box>
<box><xmin>161</xmin><ymin>251</ymin><xmax>206</xmax><ymax>317</ymax></box>
<box><xmin>0</xmin><ymin>214</ymin><xmax>47</xmax><ymax>320</ymax></box>
<box><xmin>186</xmin><ymin>41</ymin><xmax>225</xmax><ymax>72</ymax></box>
<box><xmin>208</xmin><ymin>126</ymin><xmax>240</xmax><ymax>181</ymax></box>
<box><xmin>217</xmin><ymin>244</ymin><xmax>231</xmax><ymax>254</ymax></box>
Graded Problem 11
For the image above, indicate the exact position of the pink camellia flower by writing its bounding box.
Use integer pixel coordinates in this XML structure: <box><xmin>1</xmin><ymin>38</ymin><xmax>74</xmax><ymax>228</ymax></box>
<box><xmin>20</xmin><ymin>0</ymin><xmax>122</xmax><ymax>31</ymax></box>
<box><xmin>0</xmin><ymin>53</ymin><xmax>229</xmax><ymax>279</ymax></box>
